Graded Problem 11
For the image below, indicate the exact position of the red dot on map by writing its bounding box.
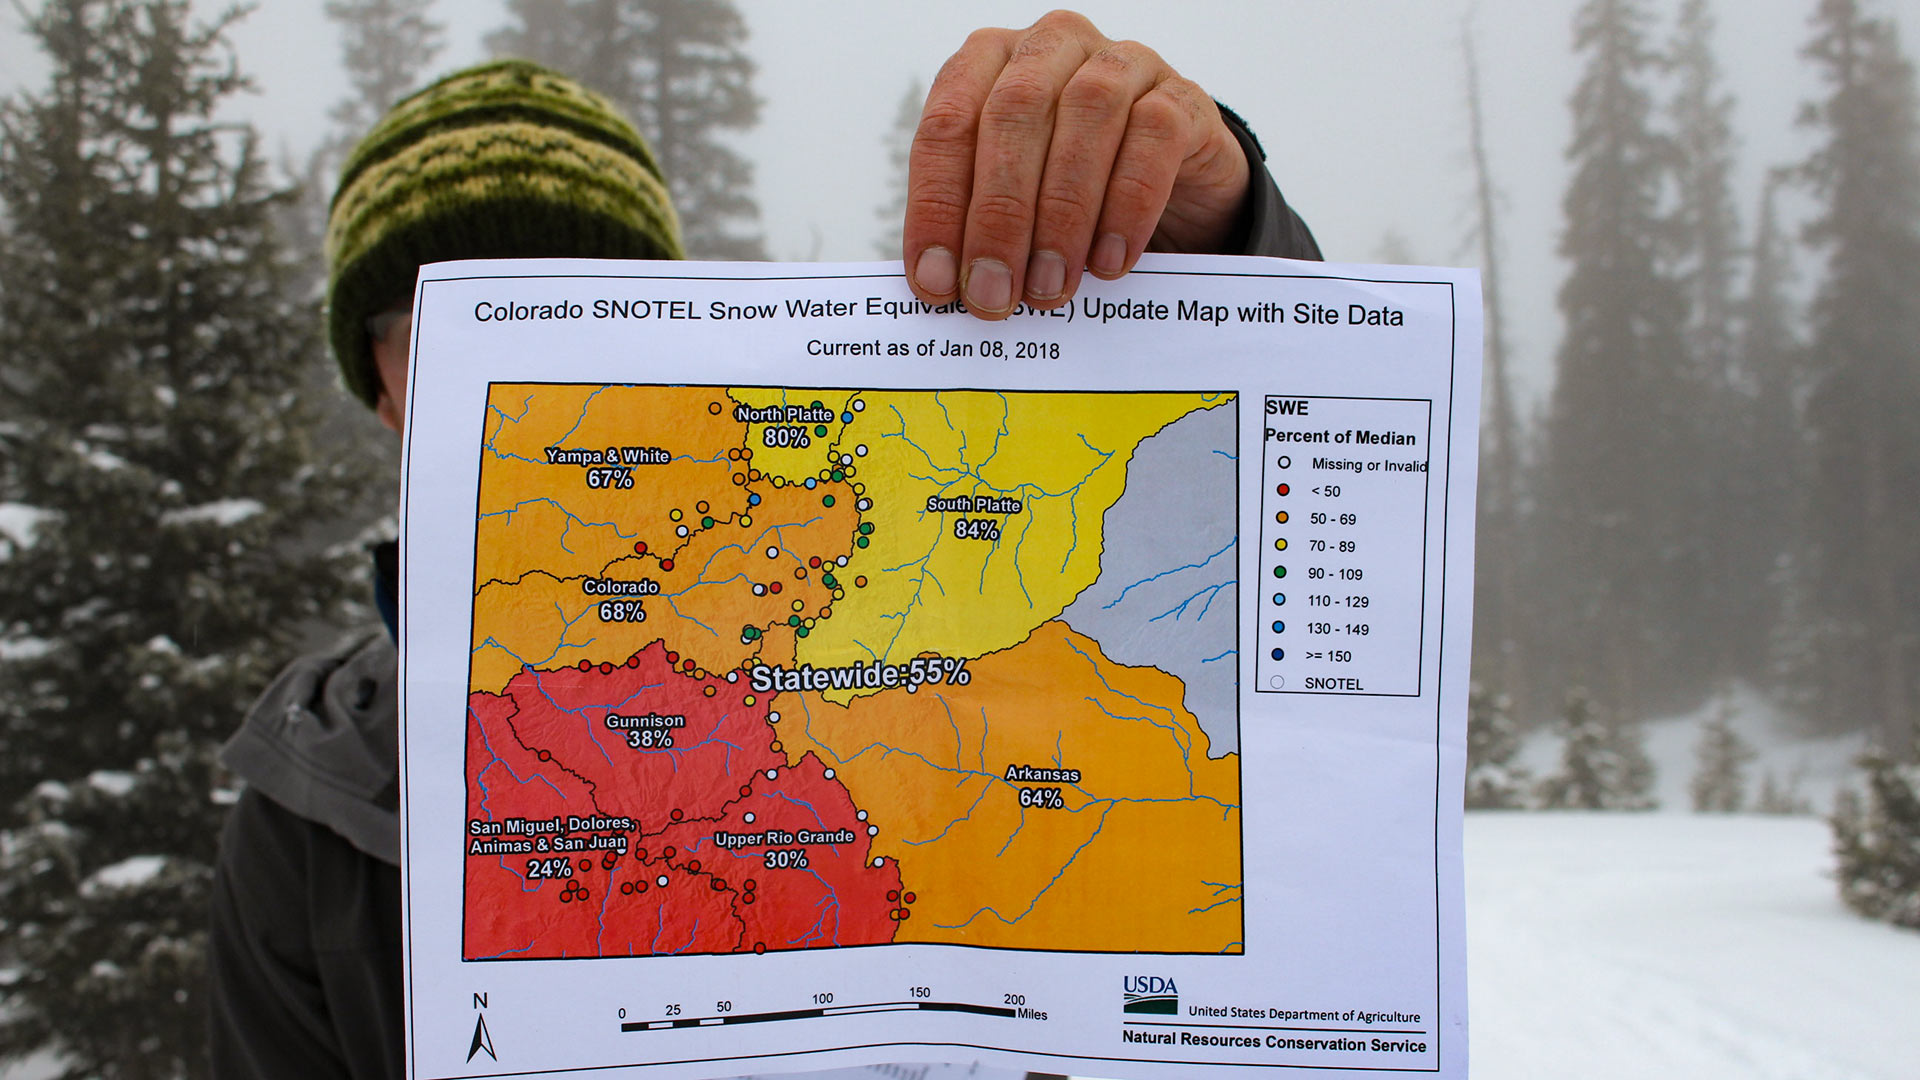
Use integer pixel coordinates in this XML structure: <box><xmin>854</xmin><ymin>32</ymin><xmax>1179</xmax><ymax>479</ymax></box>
<box><xmin>635</xmin><ymin>848</ymin><xmax>647</xmax><ymax>860</ymax></box>
<box><xmin>599</xmin><ymin>662</ymin><xmax>612</xmax><ymax>675</ymax></box>
<box><xmin>744</xmin><ymin>879</ymin><xmax>756</xmax><ymax>891</ymax></box>
<box><xmin>560</xmin><ymin>892</ymin><xmax>572</xmax><ymax>904</ymax></box>
<box><xmin>745</xmin><ymin>893</ymin><xmax>757</xmax><ymax>905</ymax></box>
<box><xmin>899</xmin><ymin>908</ymin><xmax>911</xmax><ymax>920</ymax></box>
<box><xmin>577</xmin><ymin>660</ymin><xmax>592</xmax><ymax>672</ymax></box>
<box><xmin>711</xmin><ymin>878</ymin><xmax>724</xmax><ymax>891</ymax></box>
<box><xmin>578</xmin><ymin>888</ymin><xmax>589</xmax><ymax>900</ymax></box>
<box><xmin>739</xmin><ymin>785</ymin><xmax>752</xmax><ymax>797</ymax></box>
<box><xmin>689</xmin><ymin>860</ymin><xmax>701</xmax><ymax>872</ymax></box>
<box><xmin>887</xmin><ymin>890</ymin><xmax>900</xmax><ymax>902</ymax></box>
<box><xmin>809</xmin><ymin>556</ymin><xmax>822</xmax><ymax>568</ymax></box>
<box><xmin>579</xmin><ymin>859</ymin><xmax>592</xmax><ymax>871</ymax></box>
<box><xmin>769</xmin><ymin>581</ymin><xmax>783</xmax><ymax>594</ymax></box>
<box><xmin>537</xmin><ymin>750</ymin><xmax>551</xmax><ymax>762</ymax></box>
<box><xmin>626</xmin><ymin>654</ymin><xmax>640</xmax><ymax>667</ymax></box>
<box><xmin>660</xmin><ymin>558</ymin><xmax>675</xmax><ymax>572</ymax></box>
<box><xmin>666</xmin><ymin>651</ymin><xmax>679</xmax><ymax>664</ymax></box>
<box><xmin>621</xmin><ymin>882</ymin><xmax>633</xmax><ymax>895</ymax></box>
<box><xmin>663</xmin><ymin>846</ymin><xmax>677</xmax><ymax>858</ymax></box>
<box><xmin>903</xmin><ymin>892</ymin><xmax>917</xmax><ymax>904</ymax></box>
<box><xmin>682</xmin><ymin>659</ymin><xmax>696</xmax><ymax>672</ymax></box>
<box><xmin>754</xmin><ymin>943</ymin><xmax>766</xmax><ymax>953</ymax></box>
<box><xmin>671</xmin><ymin>808</ymin><xmax>683</xmax><ymax>821</ymax></box>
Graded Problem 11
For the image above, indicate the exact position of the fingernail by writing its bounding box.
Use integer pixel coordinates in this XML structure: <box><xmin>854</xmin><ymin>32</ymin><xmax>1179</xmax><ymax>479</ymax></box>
<box><xmin>914</xmin><ymin>246</ymin><xmax>957</xmax><ymax>296</ymax></box>
<box><xmin>964</xmin><ymin>257</ymin><xmax>1013</xmax><ymax>314</ymax></box>
<box><xmin>1025</xmin><ymin>250</ymin><xmax>1066</xmax><ymax>301</ymax></box>
<box><xmin>1090</xmin><ymin>233</ymin><xmax>1127</xmax><ymax>277</ymax></box>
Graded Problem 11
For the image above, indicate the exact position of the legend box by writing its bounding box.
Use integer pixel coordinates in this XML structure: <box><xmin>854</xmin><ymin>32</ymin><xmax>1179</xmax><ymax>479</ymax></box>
<box><xmin>1257</xmin><ymin>395</ymin><xmax>1434</xmax><ymax>696</ymax></box>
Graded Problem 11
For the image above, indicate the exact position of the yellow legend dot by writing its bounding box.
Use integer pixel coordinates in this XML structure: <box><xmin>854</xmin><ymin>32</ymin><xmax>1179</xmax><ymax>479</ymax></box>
<box><xmin>1276</xmin><ymin>510</ymin><xmax>1289</xmax><ymax>524</ymax></box>
<box><xmin>1275</xmin><ymin>538</ymin><xmax>1289</xmax><ymax>551</ymax></box>
<box><xmin>669</xmin><ymin>509</ymin><xmax>682</xmax><ymax>521</ymax></box>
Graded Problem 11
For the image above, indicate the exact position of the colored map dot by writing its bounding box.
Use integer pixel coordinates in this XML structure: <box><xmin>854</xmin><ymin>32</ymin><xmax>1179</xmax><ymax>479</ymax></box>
<box><xmin>822</xmin><ymin>573</ymin><xmax>836</xmax><ymax>588</ymax></box>
<box><xmin>740</xmin><ymin>515</ymin><xmax>751</xmax><ymax>527</ymax></box>
<box><xmin>797</xmin><ymin>626</ymin><xmax>810</xmax><ymax>638</ymax></box>
<box><xmin>859</xmin><ymin>522</ymin><xmax>874</xmax><ymax>535</ymax></box>
<box><xmin>632</xmin><ymin>541</ymin><xmax>647</xmax><ymax>554</ymax></box>
<box><xmin>823</xmin><ymin>495</ymin><xmax>836</xmax><ymax>507</ymax></box>
<box><xmin>855</xmin><ymin>536</ymin><xmax>869</xmax><ymax>548</ymax></box>
<box><xmin>748</xmin><ymin>493</ymin><xmax>761</xmax><ymax>506</ymax></box>
<box><xmin>805</xmin><ymin>478</ymin><xmax>817</xmax><ymax>489</ymax></box>
<box><xmin>841</xmin><ymin>411</ymin><xmax>853</xmax><ymax>423</ymax></box>
<box><xmin>744</xmin><ymin>695</ymin><xmax>755</xmax><ymax>706</ymax></box>
<box><xmin>809</xmin><ymin>556</ymin><xmax>822</xmax><ymax>568</ymax></box>
<box><xmin>766</xmin><ymin>546</ymin><xmax>778</xmax><ymax>558</ymax></box>
<box><xmin>708</xmin><ymin>402</ymin><xmax>722</xmax><ymax>414</ymax></box>
<box><xmin>855</xmin><ymin>576</ymin><xmax>867</xmax><ymax>587</ymax></box>
<box><xmin>768</xmin><ymin>581</ymin><xmax>782</xmax><ymax>594</ymax></box>
<box><xmin>660</xmin><ymin>558</ymin><xmax>675</xmax><ymax>571</ymax></box>
<box><xmin>853</xmin><ymin>400</ymin><xmax>865</xmax><ymax>411</ymax></box>
<box><xmin>696</xmin><ymin>501</ymin><xmax>709</xmax><ymax>513</ymax></box>
<box><xmin>703</xmin><ymin>686</ymin><xmax>715</xmax><ymax>697</ymax></box>
<box><xmin>857</xmin><ymin>498</ymin><xmax>871</xmax><ymax>511</ymax></box>
<box><xmin>856</xmin><ymin>445</ymin><xmax>867</xmax><ymax>456</ymax></box>
<box><xmin>702</xmin><ymin>516</ymin><xmax>714</xmax><ymax>529</ymax></box>
<box><xmin>814</xmin><ymin>425</ymin><xmax>828</xmax><ymax>437</ymax></box>
<box><xmin>670</xmin><ymin>509</ymin><xmax>682</xmax><ymax>521</ymax></box>
<box><xmin>788</xmin><ymin>615</ymin><xmax>801</xmax><ymax>626</ymax></box>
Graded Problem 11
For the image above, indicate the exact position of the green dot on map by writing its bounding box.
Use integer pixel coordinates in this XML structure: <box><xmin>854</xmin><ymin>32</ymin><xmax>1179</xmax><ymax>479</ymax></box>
<box><xmin>832</xmin><ymin>470</ymin><xmax>844</xmax><ymax>482</ymax></box>
<box><xmin>856</xmin><ymin>536</ymin><xmax>869</xmax><ymax>548</ymax></box>
<box><xmin>810</xmin><ymin>400</ymin><xmax>823</xmax><ymax>409</ymax></box>
<box><xmin>701</xmin><ymin>516</ymin><xmax>714</xmax><ymax>529</ymax></box>
<box><xmin>822</xmin><ymin>495</ymin><xmax>835</xmax><ymax>507</ymax></box>
<box><xmin>859</xmin><ymin>523</ymin><xmax>873</xmax><ymax>535</ymax></box>
<box><xmin>796</xmin><ymin>626</ymin><xmax>810</xmax><ymax>638</ymax></box>
<box><xmin>789</xmin><ymin>615</ymin><xmax>801</xmax><ymax>626</ymax></box>
<box><xmin>815</xmin><ymin>425</ymin><xmax>829</xmax><ymax>438</ymax></box>
<box><xmin>822</xmin><ymin>574</ymin><xmax>836</xmax><ymax>588</ymax></box>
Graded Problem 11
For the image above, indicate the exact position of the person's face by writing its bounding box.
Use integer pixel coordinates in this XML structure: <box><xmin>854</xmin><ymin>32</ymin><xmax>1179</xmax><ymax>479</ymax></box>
<box><xmin>368</xmin><ymin>304</ymin><xmax>411</xmax><ymax>434</ymax></box>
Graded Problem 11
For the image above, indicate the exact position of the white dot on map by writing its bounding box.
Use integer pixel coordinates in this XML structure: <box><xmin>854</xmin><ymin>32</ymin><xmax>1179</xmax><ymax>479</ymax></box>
<box><xmin>856</xmin><ymin>810</ymin><xmax>867</xmax><ymax>821</ymax></box>
<box><xmin>726</xmin><ymin>671</ymin><xmax>738</xmax><ymax>683</ymax></box>
<box><xmin>853</xmin><ymin>400</ymin><xmax>865</xmax><ymax>412</ymax></box>
<box><xmin>823</xmin><ymin>768</ymin><xmax>835</xmax><ymax>779</ymax></box>
<box><xmin>872</xmin><ymin>856</ymin><xmax>885</xmax><ymax>867</ymax></box>
<box><xmin>856</xmin><ymin>445</ymin><xmax>867</xmax><ymax>457</ymax></box>
<box><xmin>766</xmin><ymin>769</ymin><xmax>778</xmax><ymax>780</ymax></box>
<box><xmin>676</xmin><ymin>525</ymin><xmax>688</xmax><ymax>537</ymax></box>
<box><xmin>867</xmin><ymin>825</ymin><xmax>878</xmax><ymax>836</ymax></box>
<box><xmin>835</xmin><ymin>556</ymin><xmax>848</xmax><ymax>567</ymax></box>
<box><xmin>744</xmin><ymin>812</ymin><xmax>755</xmax><ymax>823</ymax></box>
<box><xmin>765</xmin><ymin>546</ymin><xmax>778</xmax><ymax>559</ymax></box>
<box><xmin>657</xmin><ymin>875</ymin><xmax>669</xmax><ymax>886</ymax></box>
<box><xmin>767</xmin><ymin>711</ymin><xmax>780</xmax><ymax>723</ymax></box>
<box><xmin>857</xmin><ymin>499</ymin><xmax>871</xmax><ymax>511</ymax></box>
<box><xmin>753</xmin><ymin>584</ymin><xmax>765</xmax><ymax>596</ymax></box>
<box><xmin>840</xmin><ymin>454</ymin><xmax>852</xmax><ymax>466</ymax></box>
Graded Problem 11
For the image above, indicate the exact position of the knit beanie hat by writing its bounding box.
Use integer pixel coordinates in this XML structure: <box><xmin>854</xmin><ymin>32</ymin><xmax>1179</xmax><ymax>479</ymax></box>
<box><xmin>325</xmin><ymin>59</ymin><xmax>684</xmax><ymax>407</ymax></box>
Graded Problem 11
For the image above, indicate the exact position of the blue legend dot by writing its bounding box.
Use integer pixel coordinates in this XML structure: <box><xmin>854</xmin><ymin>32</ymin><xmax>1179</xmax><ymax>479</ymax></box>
<box><xmin>1272</xmin><ymin>593</ymin><xmax>1286</xmax><ymax>605</ymax></box>
<box><xmin>1270</xmin><ymin>648</ymin><xmax>1285</xmax><ymax>661</ymax></box>
<box><xmin>1271</xmin><ymin>621</ymin><xmax>1285</xmax><ymax>633</ymax></box>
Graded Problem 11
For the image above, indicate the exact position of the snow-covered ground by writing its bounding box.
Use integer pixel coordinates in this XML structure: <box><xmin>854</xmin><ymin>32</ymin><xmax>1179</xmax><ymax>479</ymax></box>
<box><xmin>1467</xmin><ymin>812</ymin><xmax>1919</xmax><ymax>1080</ymax></box>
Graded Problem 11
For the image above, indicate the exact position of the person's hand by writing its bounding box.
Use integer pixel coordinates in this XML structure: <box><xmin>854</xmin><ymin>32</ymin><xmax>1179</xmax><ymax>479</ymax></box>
<box><xmin>903</xmin><ymin>10</ymin><xmax>1252</xmax><ymax>320</ymax></box>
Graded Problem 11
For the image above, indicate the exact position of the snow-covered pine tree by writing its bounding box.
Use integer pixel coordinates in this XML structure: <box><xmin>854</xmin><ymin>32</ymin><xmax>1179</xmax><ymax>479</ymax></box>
<box><xmin>1830</xmin><ymin>733</ymin><xmax>1920</xmax><ymax>928</ymax></box>
<box><xmin>1537</xmin><ymin>687</ymin><xmax>1658</xmax><ymax>810</ymax></box>
<box><xmin>1465</xmin><ymin>681</ymin><xmax>1530</xmax><ymax>809</ymax></box>
<box><xmin>489</xmin><ymin>0</ymin><xmax>767</xmax><ymax>259</ymax></box>
<box><xmin>0</xmin><ymin>1</ymin><xmax>360</xmax><ymax>1072</ymax></box>
<box><xmin>1794</xmin><ymin>0</ymin><xmax>1920</xmax><ymax>753</ymax></box>
<box><xmin>1690</xmin><ymin>697</ymin><xmax>1756</xmax><ymax>812</ymax></box>
<box><xmin>874</xmin><ymin>79</ymin><xmax>924</xmax><ymax>258</ymax></box>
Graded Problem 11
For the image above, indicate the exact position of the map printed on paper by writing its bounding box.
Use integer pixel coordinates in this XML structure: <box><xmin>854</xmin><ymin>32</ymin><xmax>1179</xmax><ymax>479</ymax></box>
<box><xmin>398</xmin><ymin>257</ymin><xmax>1479</xmax><ymax>1080</ymax></box>
<box><xmin>463</xmin><ymin>386</ymin><xmax>1242</xmax><ymax>958</ymax></box>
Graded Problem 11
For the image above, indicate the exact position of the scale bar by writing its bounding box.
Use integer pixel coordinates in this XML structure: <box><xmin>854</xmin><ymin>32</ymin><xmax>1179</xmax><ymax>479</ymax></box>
<box><xmin>622</xmin><ymin>1000</ymin><xmax>1015</xmax><ymax>1033</ymax></box>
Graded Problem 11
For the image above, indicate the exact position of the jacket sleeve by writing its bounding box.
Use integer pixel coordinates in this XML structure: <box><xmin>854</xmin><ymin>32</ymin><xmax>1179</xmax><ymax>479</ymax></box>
<box><xmin>1218</xmin><ymin>103</ymin><xmax>1324</xmax><ymax>262</ymax></box>
<box><xmin>208</xmin><ymin>788</ymin><xmax>405</xmax><ymax>1080</ymax></box>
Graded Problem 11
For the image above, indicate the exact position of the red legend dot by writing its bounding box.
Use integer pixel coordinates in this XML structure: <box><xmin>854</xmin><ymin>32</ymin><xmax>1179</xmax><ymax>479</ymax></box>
<box><xmin>1276</xmin><ymin>483</ymin><xmax>1290</xmax><ymax>496</ymax></box>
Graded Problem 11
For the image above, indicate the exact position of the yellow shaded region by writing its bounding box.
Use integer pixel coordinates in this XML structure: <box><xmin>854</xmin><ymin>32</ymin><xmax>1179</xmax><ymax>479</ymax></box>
<box><xmin>781</xmin><ymin>620</ymin><xmax>1240</xmax><ymax>952</ymax></box>
<box><xmin>790</xmin><ymin>391</ymin><xmax>1226</xmax><ymax>679</ymax></box>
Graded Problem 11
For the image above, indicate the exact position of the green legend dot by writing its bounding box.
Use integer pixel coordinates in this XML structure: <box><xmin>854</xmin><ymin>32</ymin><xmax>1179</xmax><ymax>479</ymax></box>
<box><xmin>1273</xmin><ymin>565</ymin><xmax>1287</xmax><ymax>578</ymax></box>
<box><xmin>822</xmin><ymin>494</ymin><xmax>836</xmax><ymax>507</ymax></box>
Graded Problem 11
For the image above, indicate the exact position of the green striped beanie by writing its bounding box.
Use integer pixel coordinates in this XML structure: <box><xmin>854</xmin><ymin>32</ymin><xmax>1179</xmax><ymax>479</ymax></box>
<box><xmin>326</xmin><ymin>59</ymin><xmax>684</xmax><ymax>407</ymax></box>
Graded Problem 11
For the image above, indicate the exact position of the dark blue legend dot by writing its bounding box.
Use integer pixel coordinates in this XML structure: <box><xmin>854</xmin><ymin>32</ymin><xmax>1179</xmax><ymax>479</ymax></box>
<box><xmin>1272</xmin><ymin>621</ymin><xmax>1285</xmax><ymax>633</ymax></box>
<box><xmin>1270</xmin><ymin>648</ymin><xmax>1285</xmax><ymax>661</ymax></box>
<box><xmin>1272</xmin><ymin>593</ymin><xmax>1286</xmax><ymax>605</ymax></box>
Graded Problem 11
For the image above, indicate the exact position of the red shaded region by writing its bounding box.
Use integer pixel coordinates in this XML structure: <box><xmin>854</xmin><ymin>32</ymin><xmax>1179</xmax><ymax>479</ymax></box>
<box><xmin>463</xmin><ymin>642</ymin><xmax>899</xmax><ymax>959</ymax></box>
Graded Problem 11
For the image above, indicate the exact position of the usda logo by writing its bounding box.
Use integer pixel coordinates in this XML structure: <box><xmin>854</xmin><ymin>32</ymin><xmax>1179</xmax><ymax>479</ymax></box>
<box><xmin>1121</xmin><ymin>975</ymin><xmax>1178</xmax><ymax>1015</ymax></box>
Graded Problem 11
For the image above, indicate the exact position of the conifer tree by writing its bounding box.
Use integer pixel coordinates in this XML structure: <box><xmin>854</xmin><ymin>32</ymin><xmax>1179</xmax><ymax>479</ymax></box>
<box><xmin>488</xmin><ymin>0</ymin><xmax>767</xmax><ymax>259</ymax></box>
<box><xmin>1794</xmin><ymin>0</ymin><xmax>1920</xmax><ymax>753</ymax></box>
<box><xmin>1537</xmin><ymin>688</ymin><xmax>1657</xmax><ymax>811</ymax></box>
<box><xmin>1465</xmin><ymin>682</ymin><xmax>1530</xmax><ymax>809</ymax></box>
<box><xmin>1538</xmin><ymin>0</ymin><xmax>1695</xmax><ymax>715</ymax></box>
<box><xmin>323</xmin><ymin>0</ymin><xmax>446</xmax><ymax>140</ymax></box>
<box><xmin>1830</xmin><ymin>728</ymin><xmax>1920</xmax><ymax>928</ymax></box>
<box><xmin>1689</xmin><ymin>697</ymin><xmax>1755</xmax><ymax>812</ymax></box>
<box><xmin>0</xmin><ymin>1</ymin><xmax>359</xmax><ymax>1071</ymax></box>
<box><xmin>875</xmin><ymin>79</ymin><xmax>924</xmax><ymax>258</ymax></box>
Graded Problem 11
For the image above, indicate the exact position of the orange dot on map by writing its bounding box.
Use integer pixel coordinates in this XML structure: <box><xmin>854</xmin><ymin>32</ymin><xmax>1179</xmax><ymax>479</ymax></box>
<box><xmin>703</xmin><ymin>686</ymin><xmax>715</xmax><ymax>697</ymax></box>
<box><xmin>708</xmin><ymin>401</ymin><xmax>721</xmax><ymax>414</ymax></box>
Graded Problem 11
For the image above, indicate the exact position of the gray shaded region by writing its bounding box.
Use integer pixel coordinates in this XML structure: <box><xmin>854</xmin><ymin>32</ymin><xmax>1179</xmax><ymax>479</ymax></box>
<box><xmin>1061</xmin><ymin>403</ymin><xmax>1238</xmax><ymax>757</ymax></box>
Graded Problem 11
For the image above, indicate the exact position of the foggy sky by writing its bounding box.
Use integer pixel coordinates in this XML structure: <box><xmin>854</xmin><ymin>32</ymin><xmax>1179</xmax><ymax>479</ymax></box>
<box><xmin>3</xmin><ymin>0</ymin><xmax>1915</xmax><ymax>404</ymax></box>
